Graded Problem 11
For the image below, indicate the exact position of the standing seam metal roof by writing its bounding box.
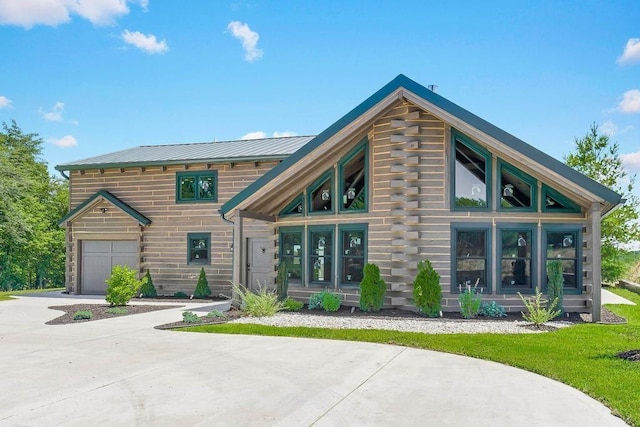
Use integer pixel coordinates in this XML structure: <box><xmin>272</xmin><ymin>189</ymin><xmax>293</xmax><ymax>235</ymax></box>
<box><xmin>55</xmin><ymin>136</ymin><xmax>315</xmax><ymax>170</ymax></box>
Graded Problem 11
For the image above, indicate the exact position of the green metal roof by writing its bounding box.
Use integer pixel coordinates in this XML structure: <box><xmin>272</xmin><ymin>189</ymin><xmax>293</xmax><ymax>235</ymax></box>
<box><xmin>221</xmin><ymin>74</ymin><xmax>622</xmax><ymax>215</ymax></box>
<box><xmin>55</xmin><ymin>136</ymin><xmax>314</xmax><ymax>171</ymax></box>
<box><xmin>58</xmin><ymin>190</ymin><xmax>151</xmax><ymax>226</ymax></box>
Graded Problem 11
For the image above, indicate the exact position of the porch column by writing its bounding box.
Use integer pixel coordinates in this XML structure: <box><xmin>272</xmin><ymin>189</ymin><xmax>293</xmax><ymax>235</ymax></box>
<box><xmin>590</xmin><ymin>203</ymin><xmax>602</xmax><ymax>322</ymax></box>
<box><xmin>233</xmin><ymin>211</ymin><xmax>243</xmax><ymax>285</ymax></box>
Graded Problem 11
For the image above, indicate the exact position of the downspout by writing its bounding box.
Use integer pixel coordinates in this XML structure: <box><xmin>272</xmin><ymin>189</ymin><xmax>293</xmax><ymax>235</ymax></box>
<box><xmin>58</xmin><ymin>170</ymin><xmax>69</xmax><ymax>180</ymax></box>
<box><xmin>218</xmin><ymin>209</ymin><xmax>236</xmax><ymax>284</ymax></box>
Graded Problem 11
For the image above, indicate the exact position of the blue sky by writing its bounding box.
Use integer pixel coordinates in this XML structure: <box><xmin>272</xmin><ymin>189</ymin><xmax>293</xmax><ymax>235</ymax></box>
<box><xmin>1</xmin><ymin>0</ymin><xmax>639</xmax><ymax>185</ymax></box>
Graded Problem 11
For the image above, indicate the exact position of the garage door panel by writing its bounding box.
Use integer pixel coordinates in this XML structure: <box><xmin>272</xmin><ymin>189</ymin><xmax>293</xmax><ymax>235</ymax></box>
<box><xmin>112</xmin><ymin>241</ymin><xmax>137</xmax><ymax>253</ymax></box>
<box><xmin>83</xmin><ymin>241</ymin><xmax>111</xmax><ymax>253</ymax></box>
<box><xmin>81</xmin><ymin>240</ymin><xmax>138</xmax><ymax>295</ymax></box>
<box><xmin>81</xmin><ymin>254</ymin><xmax>113</xmax><ymax>294</ymax></box>
<box><xmin>112</xmin><ymin>256</ymin><xmax>137</xmax><ymax>270</ymax></box>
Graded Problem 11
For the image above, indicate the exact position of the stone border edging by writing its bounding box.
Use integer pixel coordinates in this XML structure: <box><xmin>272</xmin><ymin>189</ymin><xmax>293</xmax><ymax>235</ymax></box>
<box><xmin>618</xmin><ymin>280</ymin><xmax>640</xmax><ymax>295</ymax></box>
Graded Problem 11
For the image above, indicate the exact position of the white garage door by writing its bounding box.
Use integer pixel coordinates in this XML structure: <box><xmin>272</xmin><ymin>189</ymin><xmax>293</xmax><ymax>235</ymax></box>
<box><xmin>81</xmin><ymin>240</ymin><xmax>138</xmax><ymax>295</ymax></box>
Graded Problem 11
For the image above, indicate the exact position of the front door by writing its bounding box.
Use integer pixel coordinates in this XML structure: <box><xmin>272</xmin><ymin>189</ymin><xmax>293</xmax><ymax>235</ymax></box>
<box><xmin>247</xmin><ymin>238</ymin><xmax>272</xmax><ymax>290</ymax></box>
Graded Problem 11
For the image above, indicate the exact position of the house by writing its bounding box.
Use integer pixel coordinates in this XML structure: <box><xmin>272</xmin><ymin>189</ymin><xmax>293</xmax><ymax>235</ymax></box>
<box><xmin>56</xmin><ymin>75</ymin><xmax>622</xmax><ymax>320</ymax></box>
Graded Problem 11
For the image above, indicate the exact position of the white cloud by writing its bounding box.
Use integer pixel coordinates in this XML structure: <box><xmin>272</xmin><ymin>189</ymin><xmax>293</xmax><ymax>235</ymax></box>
<box><xmin>122</xmin><ymin>29</ymin><xmax>168</xmax><ymax>54</ymax></box>
<box><xmin>601</xmin><ymin>120</ymin><xmax>633</xmax><ymax>137</ymax></box>
<box><xmin>0</xmin><ymin>0</ymin><xmax>140</xmax><ymax>28</ymax></box>
<box><xmin>617</xmin><ymin>89</ymin><xmax>640</xmax><ymax>113</ymax></box>
<box><xmin>0</xmin><ymin>95</ymin><xmax>12</xmax><ymax>109</ymax></box>
<box><xmin>241</xmin><ymin>131</ymin><xmax>297</xmax><ymax>140</ymax></box>
<box><xmin>618</xmin><ymin>38</ymin><xmax>640</xmax><ymax>65</ymax></box>
<box><xmin>49</xmin><ymin>135</ymin><xmax>78</xmax><ymax>148</ymax></box>
<box><xmin>227</xmin><ymin>21</ymin><xmax>263</xmax><ymax>62</ymax></box>
<box><xmin>621</xmin><ymin>152</ymin><xmax>640</xmax><ymax>173</ymax></box>
<box><xmin>41</xmin><ymin>101</ymin><xmax>64</xmax><ymax>121</ymax></box>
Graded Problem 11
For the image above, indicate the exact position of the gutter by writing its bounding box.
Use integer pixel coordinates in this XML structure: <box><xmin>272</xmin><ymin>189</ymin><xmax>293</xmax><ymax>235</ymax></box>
<box><xmin>58</xmin><ymin>170</ymin><xmax>69</xmax><ymax>180</ymax></box>
<box><xmin>602</xmin><ymin>199</ymin><xmax>625</xmax><ymax>220</ymax></box>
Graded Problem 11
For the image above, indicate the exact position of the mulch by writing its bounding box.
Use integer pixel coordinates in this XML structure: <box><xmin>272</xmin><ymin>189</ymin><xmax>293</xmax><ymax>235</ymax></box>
<box><xmin>46</xmin><ymin>304</ymin><xmax>183</xmax><ymax>325</ymax></box>
<box><xmin>617</xmin><ymin>349</ymin><xmax>640</xmax><ymax>362</ymax></box>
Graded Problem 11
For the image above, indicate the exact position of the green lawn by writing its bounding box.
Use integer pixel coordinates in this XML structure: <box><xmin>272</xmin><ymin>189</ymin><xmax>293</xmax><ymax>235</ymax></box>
<box><xmin>181</xmin><ymin>288</ymin><xmax>640</xmax><ymax>426</ymax></box>
<box><xmin>0</xmin><ymin>288</ymin><xmax>64</xmax><ymax>301</ymax></box>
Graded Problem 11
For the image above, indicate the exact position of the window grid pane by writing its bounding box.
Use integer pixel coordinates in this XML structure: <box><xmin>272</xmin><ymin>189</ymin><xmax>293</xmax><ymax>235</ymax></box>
<box><xmin>341</xmin><ymin>229</ymin><xmax>365</xmax><ymax>284</ymax></box>
<box><xmin>281</xmin><ymin>231</ymin><xmax>303</xmax><ymax>283</ymax></box>
<box><xmin>546</xmin><ymin>230</ymin><xmax>579</xmax><ymax>290</ymax></box>
<box><xmin>455</xmin><ymin>141</ymin><xmax>487</xmax><ymax>208</ymax></box>
<box><xmin>310</xmin><ymin>230</ymin><xmax>332</xmax><ymax>283</ymax></box>
<box><xmin>341</xmin><ymin>148</ymin><xmax>366</xmax><ymax>211</ymax></box>
<box><xmin>501</xmin><ymin>230</ymin><xmax>532</xmax><ymax>289</ymax></box>
<box><xmin>455</xmin><ymin>230</ymin><xmax>488</xmax><ymax>288</ymax></box>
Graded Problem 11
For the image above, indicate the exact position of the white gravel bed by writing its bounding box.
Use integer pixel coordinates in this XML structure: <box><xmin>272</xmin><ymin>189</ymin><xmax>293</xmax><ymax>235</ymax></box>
<box><xmin>228</xmin><ymin>312</ymin><xmax>575</xmax><ymax>334</ymax></box>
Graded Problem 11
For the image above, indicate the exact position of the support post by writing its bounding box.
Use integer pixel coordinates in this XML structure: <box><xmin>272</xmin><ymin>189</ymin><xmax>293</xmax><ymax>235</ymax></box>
<box><xmin>233</xmin><ymin>211</ymin><xmax>243</xmax><ymax>285</ymax></box>
<box><xmin>590</xmin><ymin>203</ymin><xmax>602</xmax><ymax>322</ymax></box>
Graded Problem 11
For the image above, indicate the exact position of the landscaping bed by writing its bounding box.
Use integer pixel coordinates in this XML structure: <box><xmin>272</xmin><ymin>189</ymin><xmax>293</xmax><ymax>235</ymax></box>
<box><xmin>46</xmin><ymin>304</ymin><xmax>182</xmax><ymax>325</ymax></box>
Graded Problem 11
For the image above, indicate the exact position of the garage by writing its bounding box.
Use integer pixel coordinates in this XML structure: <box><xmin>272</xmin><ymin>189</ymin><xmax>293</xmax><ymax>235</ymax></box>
<box><xmin>80</xmin><ymin>240</ymin><xmax>138</xmax><ymax>294</ymax></box>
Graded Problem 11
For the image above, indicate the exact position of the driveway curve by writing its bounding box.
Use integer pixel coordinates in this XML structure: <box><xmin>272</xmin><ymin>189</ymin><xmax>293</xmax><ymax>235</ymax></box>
<box><xmin>0</xmin><ymin>293</ymin><xmax>627</xmax><ymax>426</ymax></box>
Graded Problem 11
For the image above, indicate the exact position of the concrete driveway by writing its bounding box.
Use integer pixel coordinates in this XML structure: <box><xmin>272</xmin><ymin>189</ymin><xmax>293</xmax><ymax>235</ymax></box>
<box><xmin>0</xmin><ymin>292</ymin><xmax>628</xmax><ymax>427</ymax></box>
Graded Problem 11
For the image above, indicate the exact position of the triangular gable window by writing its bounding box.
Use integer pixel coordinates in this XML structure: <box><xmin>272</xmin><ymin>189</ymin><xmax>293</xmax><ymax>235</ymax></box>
<box><xmin>280</xmin><ymin>194</ymin><xmax>304</xmax><ymax>217</ymax></box>
<box><xmin>542</xmin><ymin>185</ymin><xmax>581</xmax><ymax>213</ymax></box>
<box><xmin>308</xmin><ymin>171</ymin><xmax>333</xmax><ymax>213</ymax></box>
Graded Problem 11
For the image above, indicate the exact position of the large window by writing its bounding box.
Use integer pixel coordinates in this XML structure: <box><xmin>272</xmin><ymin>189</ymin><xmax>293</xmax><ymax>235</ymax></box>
<box><xmin>452</xmin><ymin>225</ymin><xmax>490</xmax><ymax>292</ymax></box>
<box><xmin>309</xmin><ymin>227</ymin><xmax>333</xmax><ymax>285</ymax></box>
<box><xmin>453</xmin><ymin>133</ymin><xmax>491</xmax><ymax>209</ymax></box>
<box><xmin>339</xmin><ymin>224</ymin><xmax>367</xmax><ymax>285</ymax></box>
<box><xmin>498</xmin><ymin>225</ymin><xmax>536</xmax><ymax>292</ymax></box>
<box><xmin>176</xmin><ymin>171</ymin><xmax>217</xmax><ymax>203</ymax></box>
<box><xmin>542</xmin><ymin>185</ymin><xmax>581</xmax><ymax>213</ymax></box>
<box><xmin>339</xmin><ymin>145</ymin><xmax>367</xmax><ymax>212</ymax></box>
<box><xmin>187</xmin><ymin>233</ymin><xmax>210</xmax><ymax>265</ymax></box>
<box><xmin>308</xmin><ymin>172</ymin><xmax>333</xmax><ymax>213</ymax></box>
<box><xmin>279</xmin><ymin>228</ymin><xmax>303</xmax><ymax>284</ymax></box>
<box><xmin>499</xmin><ymin>162</ymin><xmax>536</xmax><ymax>211</ymax></box>
<box><xmin>544</xmin><ymin>226</ymin><xmax>581</xmax><ymax>293</ymax></box>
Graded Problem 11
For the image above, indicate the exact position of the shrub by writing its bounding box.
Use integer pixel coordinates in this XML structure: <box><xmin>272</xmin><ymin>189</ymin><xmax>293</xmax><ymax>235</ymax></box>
<box><xmin>105</xmin><ymin>307</ymin><xmax>128</xmax><ymax>315</ymax></box>
<box><xmin>105</xmin><ymin>265</ymin><xmax>146</xmax><ymax>306</ymax></box>
<box><xmin>173</xmin><ymin>291</ymin><xmax>189</xmax><ymax>298</ymax></box>
<box><xmin>458</xmin><ymin>283</ymin><xmax>482</xmax><ymax>319</ymax></box>
<box><xmin>413</xmin><ymin>260</ymin><xmax>441</xmax><ymax>317</ymax></box>
<box><xmin>139</xmin><ymin>270</ymin><xmax>157</xmax><ymax>298</ymax></box>
<box><xmin>518</xmin><ymin>289</ymin><xmax>561</xmax><ymax>328</ymax></box>
<box><xmin>182</xmin><ymin>311</ymin><xmax>201</xmax><ymax>324</ymax></box>
<box><xmin>232</xmin><ymin>283</ymin><xmax>282</xmax><ymax>317</ymax></box>
<box><xmin>359</xmin><ymin>263</ymin><xmax>386</xmax><ymax>312</ymax></box>
<box><xmin>73</xmin><ymin>311</ymin><xmax>92</xmax><ymax>320</ymax></box>
<box><xmin>194</xmin><ymin>268</ymin><xmax>212</xmax><ymax>299</ymax></box>
<box><xmin>547</xmin><ymin>260</ymin><xmax>564</xmax><ymax>317</ymax></box>
<box><xmin>308</xmin><ymin>292</ymin><xmax>324</xmax><ymax>310</ymax></box>
<box><xmin>479</xmin><ymin>301</ymin><xmax>507</xmax><ymax>318</ymax></box>
<box><xmin>206</xmin><ymin>309</ymin><xmax>226</xmax><ymax>318</ymax></box>
<box><xmin>309</xmin><ymin>290</ymin><xmax>342</xmax><ymax>312</ymax></box>
<box><xmin>282</xmin><ymin>298</ymin><xmax>304</xmax><ymax>312</ymax></box>
<box><xmin>276</xmin><ymin>261</ymin><xmax>289</xmax><ymax>302</ymax></box>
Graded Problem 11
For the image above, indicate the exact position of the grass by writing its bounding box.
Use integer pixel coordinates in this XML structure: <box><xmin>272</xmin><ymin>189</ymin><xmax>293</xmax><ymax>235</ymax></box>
<box><xmin>180</xmin><ymin>287</ymin><xmax>640</xmax><ymax>426</ymax></box>
<box><xmin>0</xmin><ymin>288</ymin><xmax>64</xmax><ymax>301</ymax></box>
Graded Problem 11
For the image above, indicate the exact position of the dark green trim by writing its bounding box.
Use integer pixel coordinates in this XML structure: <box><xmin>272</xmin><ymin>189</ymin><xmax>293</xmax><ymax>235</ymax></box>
<box><xmin>496</xmin><ymin>223</ymin><xmax>537</xmax><ymax>295</ymax></box>
<box><xmin>279</xmin><ymin>194</ymin><xmax>304</xmax><ymax>217</ymax></box>
<box><xmin>221</xmin><ymin>74</ymin><xmax>620</xmax><ymax>216</ymax></box>
<box><xmin>497</xmin><ymin>160</ymin><xmax>538</xmax><ymax>212</ymax></box>
<box><xmin>307</xmin><ymin>170</ymin><xmax>334</xmax><ymax>215</ymax></box>
<box><xmin>308</xmin><ymin>225</ymin><xmax>335</xmax><ymax>287</ymax></box>
<box><xmin>187</xmin><ymin>233</ymin><xmax>211</xmax><ymax>265</ymax></box>
<box><xmin>451</xmin><ymin>130</ymin><xmax>492</xmax><ymax>211</ymax></box>
<box><xmin>542</xmin><ymin>184</ymin><xmax>582</xmax><ymax>213</ymax></box>
<box><xmin>450</xmin><ymin>223</ymin><xmax>492</xmax><ymax>293</ymax></box>
<box><xmin>542</xmin><ymin>224</ymin><xmax>583</xmax><ymax>295</ymax></box>
<box><xmin>176</xmin><ymin>171</ymin><xmax>218</xmax><ymax>203</ymax></box>
<box><xmin>57</xmin><ymin>190</ymin><xmax>151</xmax><ymax>226</ymax></box>
<box><xmin>338</xmin><ymin>223</ymin><xmax>368</xmax><ymax>287</ymax></box>
<box><xmin>338</xmin><ymin>139</ymin><xmax>368</xmax><ymax>214</ymax></box>
<box><xmin>278</xmin><ymin>227</ymin><xmax>305</xmax><ymax>285</ymax></box>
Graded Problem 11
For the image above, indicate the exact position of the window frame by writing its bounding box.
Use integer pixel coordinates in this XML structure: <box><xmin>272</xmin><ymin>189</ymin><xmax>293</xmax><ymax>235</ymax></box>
<box><xmin>187</xmin><ymin>232</ymin><xmax>211</xmax><ymax>265</ymax></box>
<box><xmin>338</xmin><ymin>224</ymin><xmax>368</xmax><ymax>287</ymax></box>
<box><xmin>307</xmin><ymin>171</ymin><xmax>334</xmax><ymax>215</ymax></box>
<box><xmin>541</xmin><ymin>184</ymin><xmax>581</xmax><ymax>214</ymax></box>
<box><xmin>497</xmin><ymin>160</ymin><xmax>537</xmax><ymax>212</ymax></box>
<box><xmin>279</xmin><ymin>194</ymin><xmax>304</xmax><ymax>217</ymax></box>
<box><xmin>176</xmin><ymin>171</ymin><xmax>218</xmax><ymax>203</ymax></box>
<box><xmin>308</xmin><ymin>225</ymin><xmax>335</xmax><ymax>287</ymax></box>
<box><xmin>338</xmin><ymin>141</ymin><xmax>368</xmax><ymax>214</ymax></box>
<box><xmin>496</xmin><ymin>223</ymin><xmax>537</xmax><ymax>294</ymax></box>
<box><xmin>542</xmin><ymin>224</ymin><xmax>583</xmax><ymax>295</ymax></box>
<box><xmin>450</xmin><ymin>223</ymin><xmax>492</xmax><ymax>293</ymax></box>
<box><xmin>451</xmin><ymin>131</ymin><xmax>492</xmax><ymax>211</ymax></box>
<box><xmin>279</xmin><ymin>227</ymin><xmax>304</xmax><ymax>286</ymax></box>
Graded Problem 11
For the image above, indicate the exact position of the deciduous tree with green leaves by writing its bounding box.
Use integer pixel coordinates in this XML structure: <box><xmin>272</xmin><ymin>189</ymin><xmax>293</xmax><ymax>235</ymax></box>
<box><xmin>565</xmin><ymin>123</ymin><xmax>640</xmax><ymax>282</ymax></box>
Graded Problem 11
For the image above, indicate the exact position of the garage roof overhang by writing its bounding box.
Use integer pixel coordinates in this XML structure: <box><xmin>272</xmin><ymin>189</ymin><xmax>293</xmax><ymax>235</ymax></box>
<box><xmin>58</xmin><ymin>190</ymin><xmax>152</xmax><ymax>227</ymax></box>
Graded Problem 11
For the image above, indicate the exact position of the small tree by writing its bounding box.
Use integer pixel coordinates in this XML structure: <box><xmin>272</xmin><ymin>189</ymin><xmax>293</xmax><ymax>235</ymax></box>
<box><xmin>139</xmin><ymin>270</ymin><xmax>157</xmax><ymax>298</ymax></box>
<box><xmin>547</xmin><ymin>260</ymin><xmax>564</xmax><ymax>316</ymax></box>
<box><xmin>193</xmin><ymin>268</ymin><xmax>211</xmax><ymax>299</ymax></box>
<box><xmin>276</xmin><ymin>261</ymin><xmax>289</xmax><ymax>302</ymax></box>
<box><xmin>413</xmin><ymin>260</ymin><xmax>441</xmax><ymax>317</ymax></box>
<box><xmin>359</xmin><ymin>263</ymin><xmax>386</xmax><ymax>312</ymax></box>
<box><xmin>105</xmin><ymin>265</ymin><xmax>146</xmax><ymax>306</ymax></box>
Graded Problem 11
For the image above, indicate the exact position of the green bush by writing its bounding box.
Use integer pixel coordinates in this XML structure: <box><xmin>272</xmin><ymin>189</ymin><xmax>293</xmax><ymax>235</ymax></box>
<box><xmin>458</xmin><ymin>283</ymin><xmax>482</xmax><ymax>319</ymax></box>
<box><xmin>359</xmin><ymin>263</ymin><xmax>386</xmax><ymax>312</ymax></box>
<box><xmin>105</xmin><ymin>265</ymin><xmax>146</xmax><ymax>306</ymax></box>
<box><xmin>232</xmin><ymin>283</ymin><xmax>283</xmax><ymax>317</ymax></box>
<box><xmin>308</xmin><ymin>292</ymin><xmax>324</xmax><ymax>310</ymax></box>
<box><xmin>194</xmin><ymin>268</ymin><xmax>212</xmax><ymax>299</ymax></box>
<box><xmin>105</xmin><ymin>307</ymin><xmax>128</xmax><ymax>315</ymax></box>
<box><xmin>282</xmin><ymin>298</ymin><xmax>304</xmax><ymax>312</ymax></box>
<box><xmin>413</xmin><ymin>260</ymin><xmax>441</xmax><ymax>317</ymax></box>
<box><xmin>173</xmin><ymin>291</ymin><xmax>189</xmax><ymax>298</ymax></box>
<box><xmin>518</xmin><ymin>289</ymin><xmax>561</xmax><ymax>327</ymax></box>
<box><xmin>308</xmin><ymin>290</ymin><xmax>342</xmax><ymax>312</ymax></box>
<box><xmin>139</xmin><ymin>270</ymin><xmax>157</xmax><ymax>298</ymax></box>
<box><xmin>479</xmin><ymin>301</ymin><xmax>507</xmax><ymax>318</ymax></box>
<box><xmin>206</xmin><ymin>309</ymin><xmax>226</xmax><ymax>318</ymax></box>
<box><xmin>73</xmin><ymin>310</ymin><xmax>92</xmax><ymax>320</ymax></box>
<box><xmin>276</xmin><ymin>261</ymin><xmax>289</xmax><ymax>302</ymax></box>
<box><xmin>547</xmin><ymin>260</ymin><xmax>564</xmax><ymax>316</ymax></box>
<box><xmin>182</xmin><ymin>311</ymin><xmax>202</xmax><ymax>324</ymax></box>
